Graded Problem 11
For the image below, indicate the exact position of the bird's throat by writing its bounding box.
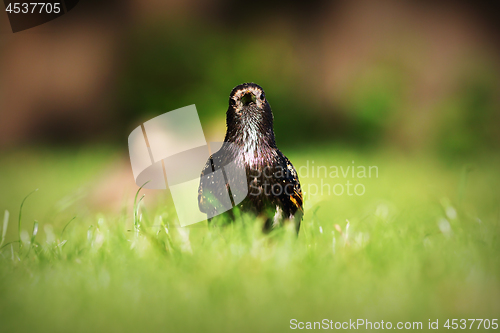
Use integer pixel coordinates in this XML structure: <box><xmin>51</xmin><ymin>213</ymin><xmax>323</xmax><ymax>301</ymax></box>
<box><xmin>224</xmin><ymin>104</ymin><xmax>277</xmax><ymax>166</ymax></box>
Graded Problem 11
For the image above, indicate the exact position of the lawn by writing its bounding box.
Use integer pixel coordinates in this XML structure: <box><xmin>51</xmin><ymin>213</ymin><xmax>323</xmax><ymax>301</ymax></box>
<box><xmin>0</xmin><ymin>145</ymin><xmax>499</xmax><ymax>332</ymax></box>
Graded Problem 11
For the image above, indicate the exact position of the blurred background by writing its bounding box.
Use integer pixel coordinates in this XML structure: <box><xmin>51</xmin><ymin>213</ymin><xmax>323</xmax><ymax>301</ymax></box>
<box><xmin>1</xmin><ymin>0</ymin><xmax>499</xmax><ymax>152</ymax></box>
<box><xmin>0</xmin><ymin>0</ymin><xmax>499</xmax><ymax>227</ymax></box>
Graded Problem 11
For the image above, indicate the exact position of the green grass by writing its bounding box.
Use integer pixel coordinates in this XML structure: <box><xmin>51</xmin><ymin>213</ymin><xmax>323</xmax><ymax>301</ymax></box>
<box><xmin>0</xmin><ymin>145</ymin><xmax>499</xmax><ymax>332</ymax></box>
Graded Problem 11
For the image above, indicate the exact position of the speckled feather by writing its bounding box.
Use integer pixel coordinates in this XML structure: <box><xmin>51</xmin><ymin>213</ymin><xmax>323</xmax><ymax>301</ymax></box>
<box><xmin>198</xmin><ymin>83</ymin><xmax>303</xmax><ymax>232</ymax></box>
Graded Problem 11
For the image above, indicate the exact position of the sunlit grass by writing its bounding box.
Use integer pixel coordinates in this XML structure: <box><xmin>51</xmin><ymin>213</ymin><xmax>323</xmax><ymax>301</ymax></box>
<box><xmin>0</xmin><ymin>146</ymin><xmax>499</xmax><ymax>332</ymax></box>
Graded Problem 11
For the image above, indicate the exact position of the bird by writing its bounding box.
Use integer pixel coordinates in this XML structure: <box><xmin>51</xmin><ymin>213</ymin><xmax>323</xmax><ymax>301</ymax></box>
<box><xmin>198</xmin><ymin>83</ymin><xmax>303</xmax><ymax>232</ymax></box>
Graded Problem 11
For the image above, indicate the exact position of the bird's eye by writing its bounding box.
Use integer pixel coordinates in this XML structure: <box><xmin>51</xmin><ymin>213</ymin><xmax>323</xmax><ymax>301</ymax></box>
<box><xmin>260</xmin><ymin>93</ymin><xmax>265</xmax><ymax>100</ymax></box>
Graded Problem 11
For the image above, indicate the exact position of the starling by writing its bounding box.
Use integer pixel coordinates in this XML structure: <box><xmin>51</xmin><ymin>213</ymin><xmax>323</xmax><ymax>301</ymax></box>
<box><xmin>198</xmin><ymin>83</ymin><xmax>303</xmax><ymax>232</ymax></box>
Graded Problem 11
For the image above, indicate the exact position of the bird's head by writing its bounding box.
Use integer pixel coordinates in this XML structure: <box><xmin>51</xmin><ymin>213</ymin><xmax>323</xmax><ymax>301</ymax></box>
<box><xmin>225</xmin><ymin>83</ymin><xmax>276</xmax><ymax>147</ymax></box>
<box><xmin>229</xmin><ymin>83</ymin><xmax>269</xmax><ymax>113</ymax></box>
<box><xmin>227</xmin><ymin>83</ymin><xmax>273</xmax><ymax>127</ymax></box>
<box><xmin>224</xmin><ymin>83</ymin><xmax>276</xmax><ymax>150</ymax></box>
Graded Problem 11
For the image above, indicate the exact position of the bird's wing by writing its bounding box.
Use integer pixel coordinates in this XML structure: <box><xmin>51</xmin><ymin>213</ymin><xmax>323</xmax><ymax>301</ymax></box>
<box><xmin>198</xmin><ymin>154</ymin><xmax>215</xmax><ymax>214</ymax></box>
<box><xmin>277</xmin><ymin>152</ymin><xmax>303</xmax><ymax>215</ymax></box>
<box><xmin>197</xmin><ymin>150</ymin><xmax>232</xmax><ymax>215</ymax></box>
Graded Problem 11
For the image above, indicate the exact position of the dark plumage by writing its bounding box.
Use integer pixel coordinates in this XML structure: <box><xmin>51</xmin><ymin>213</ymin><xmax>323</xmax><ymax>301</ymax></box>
<box><xmin>198</xmin><ymin>83</ymin><xmax>303</xmax><ymax>232</ymax></box>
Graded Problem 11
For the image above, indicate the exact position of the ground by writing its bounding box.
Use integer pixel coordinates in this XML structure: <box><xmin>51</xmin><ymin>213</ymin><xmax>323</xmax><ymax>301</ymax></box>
<box><xmin>0</xmin><ymin>145</ymin><xmax>499</xmax><ymax>332</ymax></box>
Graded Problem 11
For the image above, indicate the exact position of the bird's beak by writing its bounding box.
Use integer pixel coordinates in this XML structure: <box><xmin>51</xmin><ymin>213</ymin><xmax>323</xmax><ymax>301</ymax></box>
<box><xmin>241</xmin><ymin>92</ymin><xmax>257</xmax><ymax>106</ymax></box>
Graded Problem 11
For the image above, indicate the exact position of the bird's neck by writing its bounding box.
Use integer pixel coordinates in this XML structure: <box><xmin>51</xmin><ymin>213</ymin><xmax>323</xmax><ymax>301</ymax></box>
<box><xmin>224</xmin><ymin>110</ymin><xmax>277</xmax><ymax>166</ymax></box>
<box><xmin>225</xmin><ymin>118</ymin><xmax>276</xmax><ymax>149</ymax></box>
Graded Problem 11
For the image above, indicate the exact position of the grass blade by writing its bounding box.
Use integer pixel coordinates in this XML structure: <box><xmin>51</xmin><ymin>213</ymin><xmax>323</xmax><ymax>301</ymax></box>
<box><xmin>134</xmin><ymin>181</ymin><xmax>150</xmax><ymax>232</ymax></box>
<box><xmin>24</xmin><ymin>220</ymin><xmax>39</xmax><ymax>259</ymax></box>
<box><xmin>62</xmin><ymin>216</ymin><xmax>77</xmax><ymax>236</ymax></box>
<box><xmin>18</xmin><ymin>189</ymin><xmax>38</xmax><ymax>249</ymax></box>
<box><xmin>31</xmin><ymin>220</ymin><xmax>39</xmax><ymax>244</ymax></box>
<box><xmin>0</xmin><ymin>240</ymin><xmax>20</xmax><ymax>251</ymax></box>
<box><xmin>0</xmin><ymin>210</ymin><xmax>9</xmax><ymax>248</ymax></box>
